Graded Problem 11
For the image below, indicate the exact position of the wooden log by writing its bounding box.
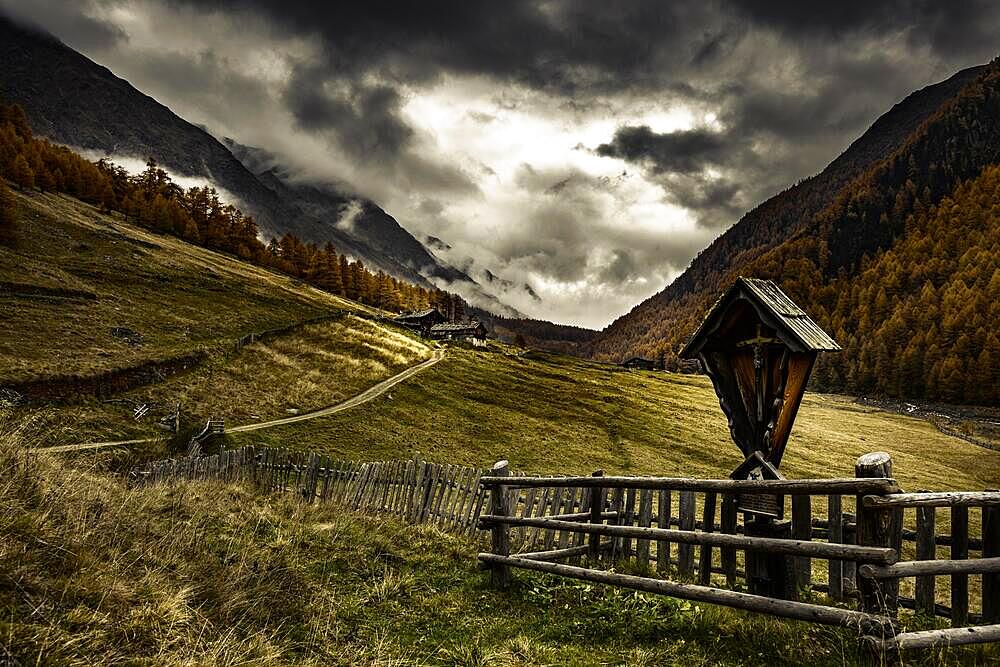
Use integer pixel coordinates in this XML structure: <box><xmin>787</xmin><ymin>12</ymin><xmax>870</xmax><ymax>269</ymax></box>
<box><xmin>698</xmin><ymin>492</ymin><xmax>717</xmax><ymax>585</ymax></box>
<box><xmin>791</xmin><ymin>495</ymin><xmax>812</xmax><ymax>591</ymax></box>
<box><xmin>951</xmin><ymin>505</ymin><xmax>969</xmax><ymax>626</ymax></box>
<box><xmin>985</xmin><ymin>495</ymin><xmax>1000</xmax><ymax>623</ymax></box>
<box><xmin>864</xmin><ymin>624</ymin><xmax>1000</xmax><ymax>652</ymax></box>
<box><xmin>720</xmin><ymin>493</ymin><xmax>737</xmax><ymax>587</ymax></box>
<box><xmin>516</xmin><ymin>544</ymin><xmax>593</xmax><ymax>562</ymax></box>
<box><xmin>480</xmin><ymin>475</ymin><xmax>900</xmax><ymax>495</ymax></box>
<box><xmin>477</xmin><ymin>553</ymin><xmax>896</xmax><ymax>633</ymax></box>
<box><xmin>915</xmin><ymin>501</ymin><xmax>936</xmax><ymax>617</ymax></box>
<box><xmin>859</xmin><ymin>556</ymin><xmax>1000</xmax><ymax>579</ymax></box>
<box><xmin>478</xmin><ymin>515</ymin><xmax>897</xmax><ymax>563</ymax></box>
<box><xmin>828</xmin><ymin>495</ymin><xmax>843</xmax><ymax>601</ymax></box>
<box><xmin>863</xmin><ymin>491</ymin><xmax>1000</xmax><ymax>508</ymax></box>
<box><xmin>657</xmin><ymin>489</ymin><xmax>672</xmax><ymax>573</ymax></box>
<box><xmin>856</xmin><ymin>452</ymin><xmax>899</xmax><ymax>615</ymax></box>
<box><xmin>487</xmin><ymin>460</ymin><xmax>511</xmax><ymax>588</ymax></box>
<box><xmin>678</xmin><ymin>491</ymin><xmax>696</xmax><ymax>576</ymax></box>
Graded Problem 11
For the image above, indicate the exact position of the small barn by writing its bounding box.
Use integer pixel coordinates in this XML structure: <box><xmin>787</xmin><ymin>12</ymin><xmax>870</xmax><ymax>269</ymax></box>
<box><xmin>393</xmin><ymin>308</ymin><xmax>446</xmax><ymax>336</ymax></box>
<box><xmin>429</xmin><ymin>321</ymin><xmax>488</xmax><ymax>342</ymax></box>
<box><xmin>621</xmin><ymin>356</ymin><xmax>655</xmax><ymax>371</ymax></box>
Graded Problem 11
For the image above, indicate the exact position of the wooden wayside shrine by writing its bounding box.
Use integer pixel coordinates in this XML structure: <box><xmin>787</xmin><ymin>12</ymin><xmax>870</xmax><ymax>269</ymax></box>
<box><xmin>477</xmin><ymin>277</ymin><xmax>1000</xmax><ymax>656</ymax></box>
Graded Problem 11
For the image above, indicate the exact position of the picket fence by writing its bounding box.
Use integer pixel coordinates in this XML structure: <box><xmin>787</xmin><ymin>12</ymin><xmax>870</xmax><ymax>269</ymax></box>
<box><xmin>129</xmin><ymin>446</ymin><xmax>490</xmax><ymax>534</ymax></box>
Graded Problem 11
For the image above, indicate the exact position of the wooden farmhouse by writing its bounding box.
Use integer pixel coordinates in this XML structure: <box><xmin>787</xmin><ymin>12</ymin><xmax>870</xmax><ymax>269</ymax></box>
<box><xmin>393</xmin><ymin>308</ymin><xmax>446</xmax><ymax>336</ymax></box>
<box><xmin>620</xmin><ymin>356</ymin><xmax>656</xmax><ymax>371</ymax></box>
<box><xmin>429</xmin><ymin>321</ymin><xmax>488</xmax><ymax>342</ymax></box>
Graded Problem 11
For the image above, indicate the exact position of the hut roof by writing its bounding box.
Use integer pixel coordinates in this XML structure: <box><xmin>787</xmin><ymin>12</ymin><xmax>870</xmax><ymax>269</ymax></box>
<box><xmin>430</xmin><ymin>321</ymin><xmax>485</xmax><ymax>333</ymax></box>
<box><xmin>681</xmin><ymin>277</ymin><xmax>839</xmax><ymax>358</ymax></box>
<box><xmin>395</xmin><ymin>308</ymin><xmax>441</xmax><ymax>321</ymax></box>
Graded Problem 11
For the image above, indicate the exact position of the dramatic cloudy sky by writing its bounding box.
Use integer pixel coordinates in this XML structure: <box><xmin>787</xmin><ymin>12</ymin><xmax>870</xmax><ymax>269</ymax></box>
<box><xmin>3</xmin><ymin>1</ymin><xmax>999</xmax><ymax>327</ymax></box>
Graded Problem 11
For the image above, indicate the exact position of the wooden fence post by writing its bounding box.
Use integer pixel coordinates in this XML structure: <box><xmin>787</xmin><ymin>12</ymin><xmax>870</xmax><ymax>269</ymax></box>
<box><xmin>698</xmin><ymin>492</ymin><xmax>717</xmax><ymax>585</ymax></box>
<box><xmin>856</xmin><ymin>452</ymin><xmax>899</xmax><ymax>616</ymax></box>
<box><xmin>488</xmin><ymin>460</ymin><xmax>512</xmax><ymax>588</ymax></box>
<box><xmin>588</xmin><ymin>470</ymin><xmax>604</xmax><ymax>561</ymax></box>
<box><xmin>914</xmin><ymin>493</ymin><xmax>935</xmax><ymax>617</ymax></box>
<box><xmin>678</xmin><ymin>490</ymin><xmax>695</xmax><ymax>576</ymax></box>
<box><xmin>827</xmin><ymin>494</ymin><xmax>844</xmax><ymax>601</ymax></box>
<box><xmin>951</xmin><ymin>505</ymin><xmax>969</xmax><ymax>626</ymax></box>
<box><xmin>984</xmin><ymin>490</ymin><xmax>999</xmax><ymax>623</ymax></box>
<box><xmin>791</xmin><ymin>494</ymin><xmax>812</xmax><ymax>593</ymax></box>
<box><xmin>720</xmin><ymin>493</ymin><xmax>737</xmax><ymax>587</ymax></box>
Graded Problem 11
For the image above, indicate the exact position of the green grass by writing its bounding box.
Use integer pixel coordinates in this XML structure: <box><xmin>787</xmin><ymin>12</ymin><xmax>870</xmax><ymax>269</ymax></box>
<box><xmin>233</xmin><ymin>345</ymin><xmax>1000</xmax><ymax>492</ymax></box>
<box><xmin>0</xmin><ymin>188</ymin><xmax>370</xmax><ymax>384</ymax></box>
<box><xmin>18</xmin><ymin>315</ymin><xmax>432</xmax><ymax>447</ymax></box>
<box><xmin>7</xmin><ymin>188</ymin><xmax>1000</xmax><ymax>664</ymax></box>
<box><xmin>4</xmin><ymin>419</ymin><xmax>995</xmax><ymax>666</ymax></box>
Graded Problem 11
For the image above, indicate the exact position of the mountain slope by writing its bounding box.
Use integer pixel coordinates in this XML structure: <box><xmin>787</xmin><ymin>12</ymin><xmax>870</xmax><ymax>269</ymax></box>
<box><xmin>0</xmin><ymin>14</ymin><xmax>495</xmax><ymax>296</ymax></box>
<box><xmin>589</xmin><ymin>60</ymin><xmax>1000</xmax><ymax>405</ymax></box>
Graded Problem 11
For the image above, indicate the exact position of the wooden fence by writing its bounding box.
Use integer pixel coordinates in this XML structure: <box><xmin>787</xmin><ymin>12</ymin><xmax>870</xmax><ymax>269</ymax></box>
<box><xmin>477</xmin><ymin>453</ymin><xmax>1000</xmax><ymax>654</ymax></box>
<box><xmin>129</xmin><ymin>447</ymin><xmax>490</xmax><ymax>534</ymax></box>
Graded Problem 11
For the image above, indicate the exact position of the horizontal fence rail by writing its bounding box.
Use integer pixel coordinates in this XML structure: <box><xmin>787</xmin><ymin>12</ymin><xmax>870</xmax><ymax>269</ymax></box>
<box><xmin>477</xmin><ymin>454</ymin><xmax>1000</xmax><ymax>656</ymax></box>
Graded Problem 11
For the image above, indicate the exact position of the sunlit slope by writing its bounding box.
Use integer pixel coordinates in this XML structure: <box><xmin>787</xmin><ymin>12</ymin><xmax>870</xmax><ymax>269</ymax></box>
<box><xmin>0</xmin><ymin>188</ymin><xmax>372</xmax><ymax>384</ymax></box>
<box><xmin>237</xmin><ymin>346</ymin><xmax>1000</xmax><ymax>493</ymax></box>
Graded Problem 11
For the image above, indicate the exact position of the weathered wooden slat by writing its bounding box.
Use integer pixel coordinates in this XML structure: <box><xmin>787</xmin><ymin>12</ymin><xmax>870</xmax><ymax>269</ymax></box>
<box><xmin>544</xmin><ymin>486</ymin><xmax>566</xmax><ymax>550</ymax></box>
<box><xmin>478</xmin><ymin>553</ymin><xmax>895</xmax><ymax>632</ymax></box>
<box><xmin>915</xmin><ymin>502</ymin><xmax>935</xmax><ymax>616</ymax></box>
<box><xmin>720</xmin><ymin>493</ymin><xmax>737</xmax><ymax>586</ymax></box>
<box><xmin>622</xmin><ymin>487</ymin><xmax>637</xmax><ymax>560</ymax></box>
<box><xmin>589</xmin><ymin>471</ymin><xmax>605</xmax><ymax>561</ymax></box>
<box><xmin>637</xmin><ymin>489</ymin><xmax>653</xmax><ymax>569</ymax></box>
<box><xmin>656</xmin><ymin>490</ymin><xmax>671</xmax><ymax>571</ymax></box>
<box><xmin>478</xmin><ymin>515</ymin><xmax>897</xmax><ymax>563</ymax></box>
<box><xmin>698</xmin><ymin>492</ymin><xmax>717</xmax><ymax>586</ymax></box>
<box><xmin>985</xmin><ymin>498</ymin><xmax>1000</xmax><ymax>623</ymax></box>
<box><xmin>827</xmin><ymin>496</ymin><xmax>844</xmax><ymax>601</ymax></box>
<box><xmin>609</xmin><ymin>487</ymin><xmax>624</xmax><ymax>559</ymax></box>
<box><xmin>678</xmin><ymin>490</ymin><xmax>696</xmax><ymax>576</ymax></box>
<box><xmin>951</xmin><ymin>505</ymin><xmax>969</xmax><ymax>626</ymax></box>
<box><xmin>480</xmin><ymin>476</ymin><xmax>899</xmax><ymax>495</ymax></box>
<box><xmin>863</xmin><ymin>491</ymin><xmax>1000</xmax><ymax>509</ymax></box>
<box><xmin>791</xmin><ymin>494</ymin><xmax>812</xmax><ymax>591</ymax></box>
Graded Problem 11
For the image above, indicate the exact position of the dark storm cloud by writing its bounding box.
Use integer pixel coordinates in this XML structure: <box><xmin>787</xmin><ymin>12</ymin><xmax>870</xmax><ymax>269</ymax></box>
<box><xmin>283</xmin><ymin>65</ymin><xmax>414</xmax><ymax>161</ymax></box>
<box><xmin>8</xmin><ymin>0</ymin><xmax>1000</xmax><ymax>325</ymax></box>
<box><xmin>0</xmin><ymin>0</ymin><xmax>127</xmax><ymax>51</ymax></box>
<box><xmin>596</xmin><ymin>125</ymin><xmax>733</xmax><ymax>174</ymax></box>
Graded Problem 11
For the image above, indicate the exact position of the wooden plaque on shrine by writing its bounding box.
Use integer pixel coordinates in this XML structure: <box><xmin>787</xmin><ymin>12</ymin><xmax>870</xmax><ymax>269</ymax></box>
<box><xmin>731</xmin><ymin>451</ymin><xmax>785</xmax><ymax>519</ymax></box>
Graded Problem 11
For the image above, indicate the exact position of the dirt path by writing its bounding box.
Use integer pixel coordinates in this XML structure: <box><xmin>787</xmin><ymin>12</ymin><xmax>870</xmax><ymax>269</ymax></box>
<box><xmin>33</xmin><ymin>348</ymin><xmax>445</xmax><ymax>453</ymax></box>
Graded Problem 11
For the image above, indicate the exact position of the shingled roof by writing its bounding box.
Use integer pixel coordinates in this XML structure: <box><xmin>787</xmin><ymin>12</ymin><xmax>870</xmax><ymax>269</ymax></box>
<box><xmin>681</xmin><ymin>277</ymin><xmax>839</xmax><ymax>358</ymax></box>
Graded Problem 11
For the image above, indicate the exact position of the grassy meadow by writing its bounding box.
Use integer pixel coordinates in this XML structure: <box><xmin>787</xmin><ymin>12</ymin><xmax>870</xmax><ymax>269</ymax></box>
<box><xmin>4</xmin><ymin>419</ymin><xmax>996</xmax><ymax>667</ymax></box>
<box><xmin>233</xmin><ymin>345</ymin><xmax>1000</xmax><ymax>494</ymax></box>
<box><xmin>0</xmin><ymin>188</ymin><xmax>369</xmax><ymax>384</ymax></box>
<box><xmin>4</xmin><ymin>186</ymin><xmax>1000</xmax><ymax>664</ymax></box>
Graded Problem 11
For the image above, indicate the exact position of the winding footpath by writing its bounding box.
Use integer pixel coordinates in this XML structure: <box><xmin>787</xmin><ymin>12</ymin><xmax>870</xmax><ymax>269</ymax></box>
<box><xmin>32</xmin><ymin>348</ymin><xmax>445</xmax><ymax>453</ymax></box>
